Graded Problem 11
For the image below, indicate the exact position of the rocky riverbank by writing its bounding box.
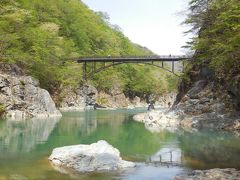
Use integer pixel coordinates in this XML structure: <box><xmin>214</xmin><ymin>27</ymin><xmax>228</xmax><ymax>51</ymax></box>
<box><xmin>0</xmin><ymin>63</ymin><xmax>175</xmax><ymax>121</ymax></box>
<box><xmin>58</xmin><ymin>83</ymin><xmax>175</xmax><ymax>111</ymax></box>
<box><xmin>133</xmin><ymin>84</ymin><xmax>240</xmax><ymax>133</ymax></box>
<box><xmin>59</xmin><ymin>84</ymin><xmax>98</xmax><ymax>111</ymax></box>
<box><xmin>58</xmin><ymin>85</ymin><xmax>147</xmax><ymax>111</ymax></box>
<box><xmin>0</xmin><ymin>64</ymin><xmax>61</xmax><ymax>120</ymax></box>
<box><xmin>133</xmin><ymin>110</ymin><xmax>179</xmax><ymax>133</ymax></box>
<box><xmin>173</xmin><ymin>168</ymin><xmax>240</xmax><ymax>180</ymax></box>
<box><xmin>174</xmin><ymin>80</ymin><xmax>240</xmax><ymax>132</ymax></box>
<box><xmin>171</xmin><ymin>64</ymin><xmax>240</xmax><ymax>132</ymax></box>
<box><xmin>134</xmin><ymin>72</ymin><xmax>240</xmax><ymax>133</ymax></box>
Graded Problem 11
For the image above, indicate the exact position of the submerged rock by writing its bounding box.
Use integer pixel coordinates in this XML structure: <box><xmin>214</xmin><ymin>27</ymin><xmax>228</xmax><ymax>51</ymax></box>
<box><xmin>173</xmin><ymin>168</ymin><xmax>240</xmax><ymax>180</ymax></box>
<box><xmin>49</xmin><ymin>140</ymin><xmax>135</xmax><ymax>173</ymax></box>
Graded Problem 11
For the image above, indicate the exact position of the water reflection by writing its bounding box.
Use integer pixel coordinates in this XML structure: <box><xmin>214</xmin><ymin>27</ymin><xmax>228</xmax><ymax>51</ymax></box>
<box><xmin>59</xmin><ymin>110</ymin><xmax>128</xmax><ymax>135</ymax></box>
<box><xmin>42</xmin><ymin>109</ymin><xmax>179</xmax><ymax>164</ymax></box>
<box><xmin>146</xmin><ymin>129</ymin><xmax>240</xmax><ymax>170</ymax></box>
<box><xmin>0</xmin><ymin>109</ymin><xmax>239</xmax><ymax>180</ymax></box>
<box><xmin>149</xmin><ymin>146</ymin><xmax>183</xmax><ymax>166</ymax></box>
<box><xmin>0</xmin><ymin>117</ymin><xmax>60</xmax><ymax>154</ymax></box>
<box><xmin>178</xmin><ymin>130</ymin><xmax>240</xmax><ymax>169</ymax></box>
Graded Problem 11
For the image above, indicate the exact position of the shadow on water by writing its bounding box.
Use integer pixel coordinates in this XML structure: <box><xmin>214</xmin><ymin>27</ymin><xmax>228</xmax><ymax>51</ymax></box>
<box><xmin>178</xmin><ymin>129</ymin><xmax>240</xmax><ymax>170</ymax></box>
<box><xmin>0</xmin><ymin>109</ymin><xmax>239</xmax><ymax>179</ymax></box>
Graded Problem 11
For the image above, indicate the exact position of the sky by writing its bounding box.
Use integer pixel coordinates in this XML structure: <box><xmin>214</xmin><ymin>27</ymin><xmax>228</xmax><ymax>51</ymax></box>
<box><xmin>82</xmin><ymin>0</ymin><xmax>190</xmax><ymax>55</ymax></box>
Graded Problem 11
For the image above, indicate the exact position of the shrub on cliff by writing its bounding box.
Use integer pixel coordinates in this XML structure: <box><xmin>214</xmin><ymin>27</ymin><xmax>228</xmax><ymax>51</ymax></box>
<box><xmin>184</xmin><ymin>0</ymin><xmax>240</xmax><ymax>82</ymax></box>
<box><xmin>0</xmin><ymin>104</ymin><xmax>5</xmax><ymax>117</ymax></box>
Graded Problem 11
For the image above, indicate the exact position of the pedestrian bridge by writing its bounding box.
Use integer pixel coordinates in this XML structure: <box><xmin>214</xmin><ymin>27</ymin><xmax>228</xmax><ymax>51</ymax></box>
<box><xmin>71</xmin><ymin>55</ymin><xmax>191</xmax><ymax>79</ymax></box>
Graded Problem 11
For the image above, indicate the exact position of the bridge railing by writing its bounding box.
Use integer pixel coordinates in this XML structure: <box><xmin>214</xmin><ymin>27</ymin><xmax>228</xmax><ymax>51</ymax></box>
<box><xmin>72</xmin><ymin>55</ymin><xmax>191</xmax><ymax>62</ymax></box>
<box><xmin>74</xmin><ymin>55</ymin><xmax>190</xmax><ymax>59</ymax></box>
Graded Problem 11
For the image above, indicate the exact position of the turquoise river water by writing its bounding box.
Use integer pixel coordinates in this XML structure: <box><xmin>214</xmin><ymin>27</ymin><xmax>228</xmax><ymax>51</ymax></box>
<box><xmin>0</xmin><ymin>109</ymin><xmax>240</xmax><ymax>180</ymax></box>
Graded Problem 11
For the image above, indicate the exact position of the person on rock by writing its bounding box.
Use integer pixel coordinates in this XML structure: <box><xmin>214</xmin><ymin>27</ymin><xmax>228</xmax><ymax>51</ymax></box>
<box><xmin>148</xmin><ymin>101</ymin><xmax>155</xmax><ymax>111</ymax></box>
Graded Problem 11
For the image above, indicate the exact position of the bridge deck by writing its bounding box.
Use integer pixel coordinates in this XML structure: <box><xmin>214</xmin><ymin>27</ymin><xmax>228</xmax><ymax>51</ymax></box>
<box><xmin>75</xmin><ymin>56</ymin><xmax>190</xmax><ymax>63</ymax></box>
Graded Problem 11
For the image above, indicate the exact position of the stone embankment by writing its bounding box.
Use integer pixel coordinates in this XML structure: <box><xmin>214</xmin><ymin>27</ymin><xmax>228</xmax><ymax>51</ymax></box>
<box><xmin>0</xmin><ymin>64</ymin><xmax>61</xmax><ymax>119</ymax></box>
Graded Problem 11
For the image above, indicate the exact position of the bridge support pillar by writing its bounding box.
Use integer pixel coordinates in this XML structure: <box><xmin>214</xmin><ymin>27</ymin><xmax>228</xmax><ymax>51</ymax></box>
<box><xmin>182</xmin><ymin>61</ymin><xmax>185</xmax><ymax>72</ymax></box>
<box><xmin>172</xmin><ymin>61</ymin><xmax>174</xmax><ymax>73</ymax></box>
<box><xmin>83</xmin><ymin>62</ymin><xmax>87</xmax><ymax>80</ymax></box>
<box><xmin>94</xmin><ymin>62</ymin><xmax>96</xmax><ymax>71</ymax></box>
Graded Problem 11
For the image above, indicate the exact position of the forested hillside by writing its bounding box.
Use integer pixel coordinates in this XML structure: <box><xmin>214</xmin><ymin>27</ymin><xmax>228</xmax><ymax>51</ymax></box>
<box><xmin>179</xmin><ymin>0</ymin><xmax>240</xmax><ymax>109</ymax></box>
<box><xmin>0</xmin><ymin>0</ymin><xmax>178</xmax><ymax>99</ymax></box>
<box><xmin>184</xmin><ymin>0</ymin><xmax>239</xmax><ymax>83</ymax></box>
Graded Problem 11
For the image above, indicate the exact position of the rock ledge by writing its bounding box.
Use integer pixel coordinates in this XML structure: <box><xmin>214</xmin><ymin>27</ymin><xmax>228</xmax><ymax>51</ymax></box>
<box><xmin>0</xmin><ymin>73</ymin><xmax>61</xmax><ymax>119</ymax></box>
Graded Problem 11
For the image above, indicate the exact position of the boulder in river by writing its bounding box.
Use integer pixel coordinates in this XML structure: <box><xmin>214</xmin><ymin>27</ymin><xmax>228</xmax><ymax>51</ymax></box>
<box><xmin>49</xmin><ymin>140</ymin><xmax>135</xmax><ymax>173</ymax></box>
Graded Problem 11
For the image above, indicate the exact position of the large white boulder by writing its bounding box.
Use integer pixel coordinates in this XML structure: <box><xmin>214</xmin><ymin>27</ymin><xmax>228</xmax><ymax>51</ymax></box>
<box><xmin>49</xmin><ymin>140</ymin><xmax>135</xmax><ymax>173</ymax></box>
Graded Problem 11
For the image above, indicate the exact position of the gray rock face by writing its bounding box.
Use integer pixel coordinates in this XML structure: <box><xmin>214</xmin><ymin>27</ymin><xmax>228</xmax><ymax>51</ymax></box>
<box><xmin>0</xmin><ymin>73</ymin><xmax>61</xmax><ymax>119</ymax></box>
<box><xmin>0</xmin><ymin>63</ymin><xmax>24</xmax><ymax>76</ymax></box>
<box><xmin>174</xmin><ymin>80</ymin><xmax>240</xmax><ymax>131</ymax></box>
<box><xmin>49</xmin><ymin>140</ymin><xmax>135</xmax><ymax>173</ymax></box>
<box><xmin>173</xmin><ymin>168</ymin><xmax>240</xmax><ymax>180</ymax></box>
<box><xmin>155</xmin><ymin>93</ymin><xmax>176</xmax><ymax>108</ymax></box>
<box><xmin>96</xmin><ymin>83</ymin><xmax>132</xmax><ymax>109</ymax></box>
<box><xmin>60</xmin><ymin>84</ymin><xmax>98</xmax><ymax>111</ymax></box>
<box><xmin>134</xmin><ymin>81</ymin><xmax>240</xmax><ymax>133</ymax></box>
<box><xmin>229</xmin><ymin>76</ymin><xmax>240</xmax><ymax>110</ymax></box>
<box><xmin>187</xmin><ymin>80</ymin><xmax>207</xmax><ymax>99</ymax></box>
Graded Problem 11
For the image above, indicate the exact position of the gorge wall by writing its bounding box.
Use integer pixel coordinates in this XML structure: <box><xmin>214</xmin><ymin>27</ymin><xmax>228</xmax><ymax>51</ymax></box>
<box><xmin>0</xmin><ymin>64</ymin><xmax>61</xmax><ymax>119</ymax></box>
<box><xmin>173</xmin><ymin>64</ymin><xmax>240</xmax><ymax>132</ymax></box>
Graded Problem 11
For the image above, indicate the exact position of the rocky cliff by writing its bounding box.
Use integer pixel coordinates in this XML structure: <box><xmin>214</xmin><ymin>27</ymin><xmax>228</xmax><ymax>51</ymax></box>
<box><xmin>59</xmin><ymin>83</ymin><xmax>149</xmax><ymax>110</ymax></box>
<box><xmin>133</xmin><ymin>64</ymin><xmax>240</xmax><ymax>133</ymax></box>
<box><xmin>96</xmin><ymin>84</ymin><xmax>147</xmax><ymax>109</ymax></box>
<box><xmin>173</xmin><ymin>64</ymin><xmax>240</xmax><ymax>132</ymax></box>
<box><xmin>59</xmin><ymin>84</ymin><xmax>98</xmax><ymax>111</ymax></box>
<box><xmin>0</xmin><ymin>64</ymin><xmax>61</xmax><ymax>119</ymax></box>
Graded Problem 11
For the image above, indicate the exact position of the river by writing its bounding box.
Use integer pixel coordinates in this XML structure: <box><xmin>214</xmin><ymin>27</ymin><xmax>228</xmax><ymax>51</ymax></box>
<box><xmin>0</xmin><ymin>109</ymin><xmax>239</xmax><ymax>179</ymax></box>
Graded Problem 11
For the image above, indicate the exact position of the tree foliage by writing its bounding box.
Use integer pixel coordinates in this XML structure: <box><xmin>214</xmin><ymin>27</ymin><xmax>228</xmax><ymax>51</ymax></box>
<box><xmin>185</xmin><ymin>0</ymin><xmax>240</xmax><ymax>81</ymax></box>
<box><xmin>0</xmin><ymin>0</ymin><xmax>178</xmax><ymax>97</ymax></box>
